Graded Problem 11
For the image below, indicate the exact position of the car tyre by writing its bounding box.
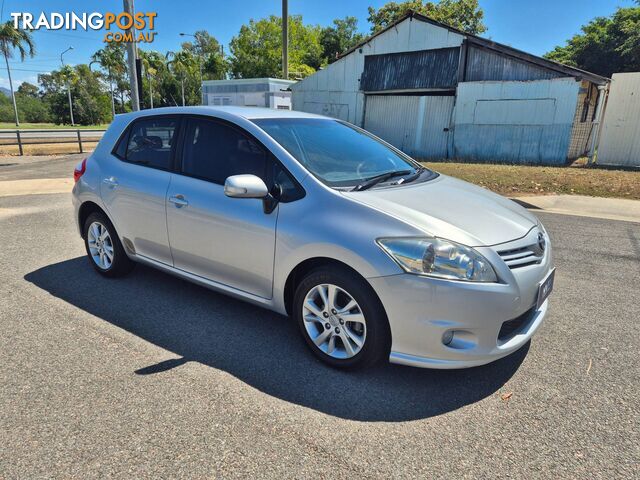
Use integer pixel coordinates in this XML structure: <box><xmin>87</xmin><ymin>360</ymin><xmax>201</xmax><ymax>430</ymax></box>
<box><xmin>293</xmin><ymin>266</ymin><xmax>391</xmax><ymax>369</ymax></box>
<box><xmin>83</xmin><ymin>211</ymin><xmax>134</xmax><ymax>278</ymax></box>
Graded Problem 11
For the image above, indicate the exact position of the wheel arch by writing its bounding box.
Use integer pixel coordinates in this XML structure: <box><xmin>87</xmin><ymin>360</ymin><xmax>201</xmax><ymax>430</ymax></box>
<box><xmin>78</xmin><ymin>201</ymin><xmax>108</xmax><ymax>238</ymax></box>
<box><xmin>282</xmin><ymin>257</ymin><xmax>382</xmax><ymax>318</ymax></box>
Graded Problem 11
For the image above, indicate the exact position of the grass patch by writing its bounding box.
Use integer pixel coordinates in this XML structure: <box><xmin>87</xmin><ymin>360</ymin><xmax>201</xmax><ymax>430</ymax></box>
<box><xmin>0</xmin><ymin>123</ymin><xmax>108</xmax><ymax>130</ymax></box>
<box><xmin>422</xmin><ymin>161</ymin><xmax>640</xmax><ymax>200</ymax></box>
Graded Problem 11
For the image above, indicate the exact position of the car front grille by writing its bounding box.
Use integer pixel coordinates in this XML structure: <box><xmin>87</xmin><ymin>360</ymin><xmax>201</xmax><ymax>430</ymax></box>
<box><xmin>498</xmin><ymin>307</ymin><xmax>535</xmax><ymax>342</ymax></box>
<box><xmin>497</xmin><ymin>244</ymin><xmax>543</xmax><ymax>269</ymax></box>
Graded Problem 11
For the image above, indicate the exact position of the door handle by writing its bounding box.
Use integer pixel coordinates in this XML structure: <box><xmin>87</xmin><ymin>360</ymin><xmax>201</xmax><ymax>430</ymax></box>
<box><xmin>169</xmin><ymin>195</ymin><xmax>189</xmax><ymax>208</ymax></box>
<box><xmin>102</xmin><ymin>177</ymin><xmax>119</xmax><ymax>188</ymax></box>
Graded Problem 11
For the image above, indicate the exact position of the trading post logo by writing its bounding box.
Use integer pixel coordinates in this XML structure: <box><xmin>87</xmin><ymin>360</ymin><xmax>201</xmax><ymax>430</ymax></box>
<box><xmin>10</xmin><ymin>12</ymin><xmax>157</xmax><ymax>43</ymax></box>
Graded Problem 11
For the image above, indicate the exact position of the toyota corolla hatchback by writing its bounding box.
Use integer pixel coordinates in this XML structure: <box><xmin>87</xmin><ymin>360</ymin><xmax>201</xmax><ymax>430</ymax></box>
<box><xmin>72</xmin><ymin>106</ymin><xmax>554</xmax><ymax>370</ymax></box>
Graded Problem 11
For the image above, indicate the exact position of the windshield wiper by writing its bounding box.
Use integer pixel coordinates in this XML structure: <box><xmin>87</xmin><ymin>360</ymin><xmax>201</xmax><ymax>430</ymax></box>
<box><xmin>395</xmin><ymin>167</ymin><xmax>425</xmax><ymax>185</ymax></box>
<box><xmin>351</xmin><ymin>170</ymin><xmax>413</xmax><ymax>192</ymax></box>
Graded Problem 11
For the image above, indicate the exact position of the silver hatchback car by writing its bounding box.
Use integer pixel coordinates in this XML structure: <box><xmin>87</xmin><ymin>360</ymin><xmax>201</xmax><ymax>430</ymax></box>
<box><xmin>72</xmin><ymin>106</ymin><xmax>554</xmax><ymax>370</ymax></box>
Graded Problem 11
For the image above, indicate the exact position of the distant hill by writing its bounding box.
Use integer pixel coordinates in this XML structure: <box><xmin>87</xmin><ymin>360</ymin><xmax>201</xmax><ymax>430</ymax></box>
<box><xmin>0</xmin><ymin>87</ymin><xmax>11</xmax><ymax>98</ymax></box>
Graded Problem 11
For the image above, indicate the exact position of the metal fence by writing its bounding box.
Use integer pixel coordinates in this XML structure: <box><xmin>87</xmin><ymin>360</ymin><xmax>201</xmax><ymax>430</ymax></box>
<box><xmin>0</xmin><ymin>129</ymin><xmax>106</xmax><ymax>155</ymax></box>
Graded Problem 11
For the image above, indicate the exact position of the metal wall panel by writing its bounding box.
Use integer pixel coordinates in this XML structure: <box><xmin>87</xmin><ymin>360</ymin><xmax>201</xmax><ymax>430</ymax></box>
<box><xmin>292</xmin><ymin>17</ymin><xmax>463</xmax><ymax>126</ymax></box>
<box><xmin>597</xmin><ymin>73</ymin><xmax>640</xmax><ymax>167</ymax></box>
<box><xmin>465</xmin><ymin>45</ymin><xmax>565</xmax><ymax>82</ymax></box>
<box><xmin>453</xmin><ymin>78</ymin><xmax>580</xmax><ymax>164</ymax></box>
<box><xmin>360</xmin><ymin>48</ymin><xmax>460</xmax><ymax>92</ymax></box>
<box><xmin>364</xmin><ymin>95</ymin><xmax>454</xmax><ymax>159</ymax></box>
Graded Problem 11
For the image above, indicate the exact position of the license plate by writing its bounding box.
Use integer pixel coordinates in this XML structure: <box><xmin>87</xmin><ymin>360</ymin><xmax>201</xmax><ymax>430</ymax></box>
<box><xmin>536</xmin><ymin>268</ymin><xmax>555</xmax><ymax>310</ymax></box>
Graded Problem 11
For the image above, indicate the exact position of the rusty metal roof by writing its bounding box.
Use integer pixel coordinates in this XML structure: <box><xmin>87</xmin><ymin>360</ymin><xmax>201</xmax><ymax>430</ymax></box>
<box><xmin>339</xmin><ymin>11</ymin><xmax>609</xmax><ymax>85</ymax></box>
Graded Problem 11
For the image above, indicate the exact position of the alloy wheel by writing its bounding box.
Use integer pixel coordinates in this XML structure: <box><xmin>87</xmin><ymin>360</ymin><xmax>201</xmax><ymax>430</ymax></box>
<box><xmin>87</xmin><ymin>221</ymin><xmax>114</xmax><ymax>270</ymax></box>
<box><xmin>302</xmin><ymin>283</ymin><xmax>367</xmax><ymax>359</ymax></box>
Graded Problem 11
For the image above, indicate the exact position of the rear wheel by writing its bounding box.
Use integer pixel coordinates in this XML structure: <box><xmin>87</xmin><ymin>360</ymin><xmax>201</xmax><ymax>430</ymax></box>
<box><xmin>83</xmin><ymin>212</ymin><xmax>134</xmax><ymax>277</ymax></box>
<box><xmin>293</xmin><ymin>266</ymin><xmax>390</xmax><ymax>369</ymax></box>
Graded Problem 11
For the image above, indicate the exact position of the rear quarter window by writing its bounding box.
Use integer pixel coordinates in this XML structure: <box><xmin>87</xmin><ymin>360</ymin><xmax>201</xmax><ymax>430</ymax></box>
<box><xmin>115</xmin><ymin>117</ymin><xmax>179</xmax><ymax>170</ymax></box>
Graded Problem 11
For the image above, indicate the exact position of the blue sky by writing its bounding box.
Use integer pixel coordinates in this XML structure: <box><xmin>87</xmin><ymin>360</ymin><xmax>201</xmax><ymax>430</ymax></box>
<box><xmin>1</xmin><ymin>0</ymin><xmax>635</xmax><ymax>88</ymax></box>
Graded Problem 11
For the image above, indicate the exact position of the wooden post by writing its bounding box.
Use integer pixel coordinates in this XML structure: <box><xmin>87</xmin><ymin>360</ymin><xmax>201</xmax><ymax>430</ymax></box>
<box><xmin>77</xmin><ymin>129</ymin><xmax>83</xmax><ymax>153</ymax></box>
<box><xmin>16</xmin><ymin>130</ymin><xmax>23</xmax><ymax>156</ymax></box>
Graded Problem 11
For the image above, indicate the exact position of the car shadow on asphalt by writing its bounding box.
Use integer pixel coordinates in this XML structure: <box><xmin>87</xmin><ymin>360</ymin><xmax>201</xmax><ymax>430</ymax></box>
<box><xmin>25</xmin><ymin>257</ymin><xmax>529</xmax><ymax>422</ymax></box>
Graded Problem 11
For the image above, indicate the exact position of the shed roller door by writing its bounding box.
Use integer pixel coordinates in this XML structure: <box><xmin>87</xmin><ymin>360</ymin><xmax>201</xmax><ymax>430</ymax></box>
<box><xmin>364</xmin><ymin>95</ymin><xmax>454</xmax><ymax>160</ymax></box>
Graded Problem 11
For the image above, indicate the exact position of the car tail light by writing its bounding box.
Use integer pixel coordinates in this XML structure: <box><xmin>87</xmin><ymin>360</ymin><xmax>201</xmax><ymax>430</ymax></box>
<box><xmin>73</xmin><ymin>158</ymin><xmax>87</xmax><ymax>183</ymax></box>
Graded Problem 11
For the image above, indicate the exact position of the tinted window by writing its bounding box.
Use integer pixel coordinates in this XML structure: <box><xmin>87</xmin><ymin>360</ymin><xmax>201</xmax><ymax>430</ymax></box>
<box><xmin>182</xmin><ymin>118</ymin><xmax>266</xmax><ymax>184</ymax></box>
<box><xmin>113</xmin><ymin>129</ymin><xmax>128</xmax><ymax>159</ymax></box>
<box><xmin>272</xmin><ymin>161</ymin><xmax>304</xmax><ymax>202</ymax></box>
<box><xmin>125</xmin><ymin>117</ymin><xmax>177</xmax><ymax>170</ymax></box>
<box><xmin>254</xmin><ymin>118</ymin><xmax>432</xmax><ymax>188</ymax></box>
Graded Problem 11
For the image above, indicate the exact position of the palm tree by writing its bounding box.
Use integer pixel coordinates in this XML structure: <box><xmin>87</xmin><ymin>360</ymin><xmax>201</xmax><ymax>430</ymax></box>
<box><xmin>58</xmin><ymin>64</ymin><xmax>78</xmax><ymax>124</ymax></box>
<box><xmin>139</xmin><ymin>50</ymin><xmax>165</xmax><ymax>108</ymax></box>
<box><xmin>167</xmin><ymin>50</ymin><xmax>198</xmax><ymax>106</ymax></box>
<box><xmin>92</xmin><ymin>44</ymin><xmax>126</xmax><ymax>116</ymax></box>
<box><xmin>0</xmin><ymin>21</ymin><xmax>35</xmax><ymax>126</ymax></box>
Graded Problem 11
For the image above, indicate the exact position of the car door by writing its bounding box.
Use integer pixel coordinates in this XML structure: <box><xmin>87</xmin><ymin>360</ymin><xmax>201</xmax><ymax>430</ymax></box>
<box><xmin>101</xmin><ymin>115</ymin><xmax>179</xmax><ymax>265</ymax></box>
<box><xmin>166</xmin><ymin>116</ymin><xmax>277</xmax><ymax>299</ymax></box>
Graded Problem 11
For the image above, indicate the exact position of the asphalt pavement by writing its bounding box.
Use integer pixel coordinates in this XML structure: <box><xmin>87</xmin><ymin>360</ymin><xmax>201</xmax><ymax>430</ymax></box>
<box><xmin>0</xmin><ymin>155</ymin><xmax>638</xmax><ymax>478</ymax></box>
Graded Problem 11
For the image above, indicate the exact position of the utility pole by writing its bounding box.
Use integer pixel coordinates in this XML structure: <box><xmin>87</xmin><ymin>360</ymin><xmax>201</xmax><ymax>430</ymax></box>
<box><xmin>61</xmin><ymin>46</ymin><xmax>75</xmax><ymax>126</ymax></box>
<box><xmin>123</xmin><ymin>0</ymin><xmax>140</xmax><ymax>111</ymax></box>
<box><xmin>282</xmin><ymin>0</ymin><xmax>288</xmax><ymax>80</ymax></box>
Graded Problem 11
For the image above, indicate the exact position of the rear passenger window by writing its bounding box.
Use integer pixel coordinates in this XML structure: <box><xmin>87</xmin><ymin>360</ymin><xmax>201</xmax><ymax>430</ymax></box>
<box><xmin>125</xmin><ymin>118</ymin><xmax>178</xmax><ymax>170</ymax></box>
<box><xmin>182</xmin><ymin>118</ymin><xmax>266</xmax><ymax>184</ymax></box>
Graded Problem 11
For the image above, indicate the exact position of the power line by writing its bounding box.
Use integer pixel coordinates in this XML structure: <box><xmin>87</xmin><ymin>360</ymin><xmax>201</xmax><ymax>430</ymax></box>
<box><xmin>2</xmin><ymin>67</ymin><xmax>57</xmax><ymax>73</ymax></box>
<box><xmin>33</xmin><ymin>30</ymin><xmax>105</xmax><ymax>42</ymax></box>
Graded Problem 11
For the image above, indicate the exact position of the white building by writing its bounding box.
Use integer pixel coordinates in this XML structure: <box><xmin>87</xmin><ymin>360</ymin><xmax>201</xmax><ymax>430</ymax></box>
<box><xmin>292</xmin><ymin>12</ymin><xmax>608</xmax><ymax>164</ymax></box>
<box><xmin>202</xmin><ymin>78</ymin><xmax>295</xmax><ymax>110</ymax></box>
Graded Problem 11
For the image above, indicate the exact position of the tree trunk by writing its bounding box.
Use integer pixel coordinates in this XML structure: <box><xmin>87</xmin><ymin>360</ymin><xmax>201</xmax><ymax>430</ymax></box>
<box><xmin>4</xmin><ymin>52</ymin><xmax>20</xmax><ymax>127</ymax></box>
<box><xmin>108</xmin><ymin>67</ymin><xmax>115</xmax><ymax>118</ymax></box>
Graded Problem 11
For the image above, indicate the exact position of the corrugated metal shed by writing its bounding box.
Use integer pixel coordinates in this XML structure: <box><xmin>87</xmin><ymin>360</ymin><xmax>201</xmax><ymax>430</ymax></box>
<box><xmin>291</xmin><ymin>12</ymin><xmax>609</xmax><ymax>164</ymax></box>
<box><xmin>361</xmin><ymin>47</ymin><xmax>460</xmax><ymax>92</ymax></box>
<box><xmin>597</xmin><ymin>72</ymin><xmax>640</xmax><ymax>167</ymax></box>
<box><xmin>453</xmin><ymin>78</ymin><xmax>580</xmax><ymax>164</ymax></box>
<box><xmin>465</xmin><ymin>45</ymin><xmax>564</xmax><ymax>82</ymax></box>
<box><xmin>291</xmin><ymin>17</ymin><xmax>464</xmax><ymax>125</ymax></box>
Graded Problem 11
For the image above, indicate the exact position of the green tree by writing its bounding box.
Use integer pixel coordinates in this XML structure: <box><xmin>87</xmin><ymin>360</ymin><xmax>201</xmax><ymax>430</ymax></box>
<box><xmin>229</xmin><ymin>15</ymin><xmax>322</xmax><ymax>79</ymax></box>
<box><xmin>17</xmin><ymin>81</ymin><xmax>39</xmax><ymax>98</ymax></box>
<box><xmin>39</xmin><ymin>65</ymin><xmax>111</xmax><ymax>125</ymax></box>
<box><xmin>167</xmin><ymin>50</ymin><xmax>200</xmax><ymax>106</ymax></box>
<box><xmin>181</xmin><ymin>30</ymin><xmax>227</xmax><ymax>80</ymax></box>
<box><xmin>367</xmin><ymin>0</ymin><xmax>486</xmax><ymax>34</ymax></box>
<box><xmin>139</xmin><ymin>50</ymin><xmax>167</xmax><ymax>108</ymax></box>
<box><xmin>92</xmin><ymin>43</ymin><xmax>127</xmax><ymax>114</ymax></box>
<box><xmin>14</xmin><ymin>82</ymin><xmax>50</xmax><ymax>122</ymax></box>
<box><xmin>0</xmin><ymin>20</ymin><xmax>35</xmax><ymax>125</ymax></box>
<box><xmin>320</xmin><ymin>17</ymin><xmax>365</xmax><ymax>63</ymax></box>
<box><xmin>544</xmin><ymin>6</ymin><xmax>640</xmax><ymax>77</ymax></box>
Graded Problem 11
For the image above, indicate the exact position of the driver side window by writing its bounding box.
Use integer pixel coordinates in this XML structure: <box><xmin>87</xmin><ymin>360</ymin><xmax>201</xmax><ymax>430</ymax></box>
<box><xmin>181</xmin><ymin>118</ymin><xmax>267</xmax><ymax>184</ymax></box>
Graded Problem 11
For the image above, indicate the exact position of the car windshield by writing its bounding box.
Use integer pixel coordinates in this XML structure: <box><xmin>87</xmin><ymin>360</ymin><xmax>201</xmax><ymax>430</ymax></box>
<box><xmin>253</xmin><ymin>118</ymin><xmax>435</xmax><ymax>188</ymax></box>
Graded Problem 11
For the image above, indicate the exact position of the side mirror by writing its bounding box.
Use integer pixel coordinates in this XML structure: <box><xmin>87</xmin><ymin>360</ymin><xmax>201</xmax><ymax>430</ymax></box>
<box><xmin>224</xmin><ymin>174</ymin><xmax>269</xmax><ymax>198</ymax></box>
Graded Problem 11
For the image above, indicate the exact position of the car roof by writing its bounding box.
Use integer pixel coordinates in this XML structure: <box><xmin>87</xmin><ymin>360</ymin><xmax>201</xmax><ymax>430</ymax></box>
<box><xmin>115</xmin><ymin>106</ymin><xmax>329</xmax><ymax>122</ymax></box>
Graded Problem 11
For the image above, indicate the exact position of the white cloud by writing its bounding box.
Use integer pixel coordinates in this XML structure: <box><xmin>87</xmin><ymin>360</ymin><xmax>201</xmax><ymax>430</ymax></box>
<box><xmin>0</xmin><ymin>74</ymin><xmax>39</xmax><ymax>91</ymax></box>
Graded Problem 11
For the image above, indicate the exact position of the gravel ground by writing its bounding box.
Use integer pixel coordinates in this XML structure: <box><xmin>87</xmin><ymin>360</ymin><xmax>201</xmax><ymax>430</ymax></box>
<box><xmin>0</xmin><ymin>158</ymin><xmax>638</xmax><ymax>478</ymax></box>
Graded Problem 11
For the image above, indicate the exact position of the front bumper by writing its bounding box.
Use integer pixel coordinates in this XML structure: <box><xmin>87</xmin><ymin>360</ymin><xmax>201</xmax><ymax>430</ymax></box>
<box><xmin>368</xmin><ymin>232</ymin><xmax>554</xmax><ymax>369</ymax></box>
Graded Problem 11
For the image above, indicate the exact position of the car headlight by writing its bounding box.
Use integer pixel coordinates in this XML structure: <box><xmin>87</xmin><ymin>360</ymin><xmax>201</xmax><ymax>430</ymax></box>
<box><xmin>377</xmin><ymin>237</ymin><xmax>498</xmax><ymax>282</ymax></box>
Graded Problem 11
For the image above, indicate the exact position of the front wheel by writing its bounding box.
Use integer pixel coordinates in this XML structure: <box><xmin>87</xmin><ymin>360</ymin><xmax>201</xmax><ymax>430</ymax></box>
<box><xmin>293</xmin><ymin>266</ymin><xmax>391</xmax><ymax>369</ymax></box>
